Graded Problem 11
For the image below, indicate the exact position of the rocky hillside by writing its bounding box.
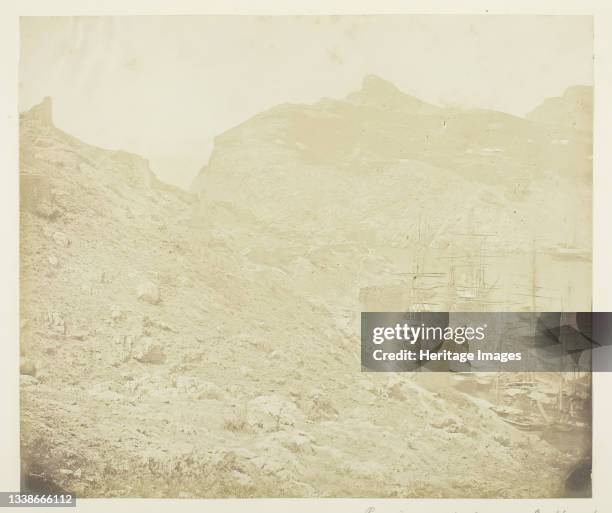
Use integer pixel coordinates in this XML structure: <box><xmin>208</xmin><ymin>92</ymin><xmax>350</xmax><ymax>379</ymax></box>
<box><xmin>190</xmin><ymin>75</ymin><xmax>592</xmax><ymax>314</ymax></box>
<box><xmin>191</xmin><ymin>75</ymin><xmax>591</xmax><ymax>252</ymax></box>
<box><xmin>527</xmin><ymin>85</ymin><xmax>593</xmax><ymax>132</ymax></box>
<box><xmin>20</xmin><ymin>80</ymin><xmax>592</xmax><ymax>498</ymax></box>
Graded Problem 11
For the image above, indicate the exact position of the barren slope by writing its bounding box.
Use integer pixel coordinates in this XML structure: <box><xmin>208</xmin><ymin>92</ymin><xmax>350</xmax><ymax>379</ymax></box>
<box><xmin>20</xmin><ymin>80</ymin><xmax>592</xmax><ymax>497</ymax></box>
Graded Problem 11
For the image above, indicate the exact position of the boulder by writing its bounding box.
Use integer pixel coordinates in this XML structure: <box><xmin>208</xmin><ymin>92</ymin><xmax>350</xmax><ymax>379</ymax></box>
<box><xmin>52</xmin><ymin>231</ymin><xmax>70</xmax><ymax>247</ymax></box>
<box><xmin>36</xmin><ymin>202</ymin><xmax>59</xmax><ymax>219</ymax></box>
<box><xmin>230</xmin><ymin>470</ymin><xmax>253</xmax><ymax>488</ymax></box>
<box><xmin>196</xmin><ymin>381</ymin><xmax>225</xmax><ymax>400</ymax></box>
<box><xmin>306</xmin><ymin>388</ymin><xmax>339</xmax><ymax>420</ymax></box>
<box><xmin>136</xmin><ymin>281</ymin><xmax>160</xmax><ymax>305</ymax></box>
<box><xmin>70</xmin><ymin>329</ymin><xmax>88</xmax><ymax>341</ymax></box>
<box><xmin>20</xmin><ymin>375</ymin><xmax>39</xmax><ymax>387</ymax></box>
<box><xmin>20</xmin><ymin>357</ymin><xmax>36</xmax><ymax>377</ymax></box>
<box><xmin>45</xmin><ymin>312</ymin><xmax>65</xmax><ymax>335</ymax></box>
<box><xmin>132</xmin><ymin>336</ymin><xmax>166</xmax><ymax>364</ymax></box>
<box><xmin>251</xmin><ymin>439</ymin><xmax>303</xmax><ymax>478</ymax></box>
<box><xmin>386</xmin><ymin>374</ymin><xmax>409</xmax><ymax>401</ymax></box>
<box><xmin>173</xmin><ymin>376</ymin><xmax>224</xmax><ymax>400</ymax></box>
<box><xmin>173</xmin><ymin>375</ymin><xmax>200</xmax><ymax>393</ymax></box>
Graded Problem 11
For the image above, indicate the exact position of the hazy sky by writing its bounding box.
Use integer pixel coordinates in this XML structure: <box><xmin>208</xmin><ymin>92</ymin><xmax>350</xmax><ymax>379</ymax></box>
<box><xmin>20</xmin><ymin>15</ymin><xmax>593</xmax><ymax>189</ymax></box>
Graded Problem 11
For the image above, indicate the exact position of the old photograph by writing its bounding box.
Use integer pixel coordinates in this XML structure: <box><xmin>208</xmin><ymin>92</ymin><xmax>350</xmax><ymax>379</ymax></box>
<box><xmin>18</xmin><ymin>15</ymin><xmax>593</xmax><ymax>498</ymax></box>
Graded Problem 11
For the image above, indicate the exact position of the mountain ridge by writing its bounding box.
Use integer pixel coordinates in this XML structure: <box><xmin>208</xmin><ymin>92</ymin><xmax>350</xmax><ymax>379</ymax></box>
<box><xmin>191</xmin><ymin>75</ymin><xmax>592</xmax><ymax>194</ymax></box>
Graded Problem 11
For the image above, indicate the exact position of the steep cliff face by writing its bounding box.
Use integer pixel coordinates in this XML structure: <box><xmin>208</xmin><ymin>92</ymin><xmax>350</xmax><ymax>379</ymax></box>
<box><xmin>20</xmin><ymin>98</ymin><xmax>164</xmax><ymax>193</ymax></box>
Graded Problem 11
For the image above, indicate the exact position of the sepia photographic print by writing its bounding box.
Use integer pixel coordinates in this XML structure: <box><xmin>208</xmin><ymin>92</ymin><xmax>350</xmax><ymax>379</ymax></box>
<box><xmin>17</xmin><ymin>13</ymin><xmax>595</xmax><ymax>501</ymax></box>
